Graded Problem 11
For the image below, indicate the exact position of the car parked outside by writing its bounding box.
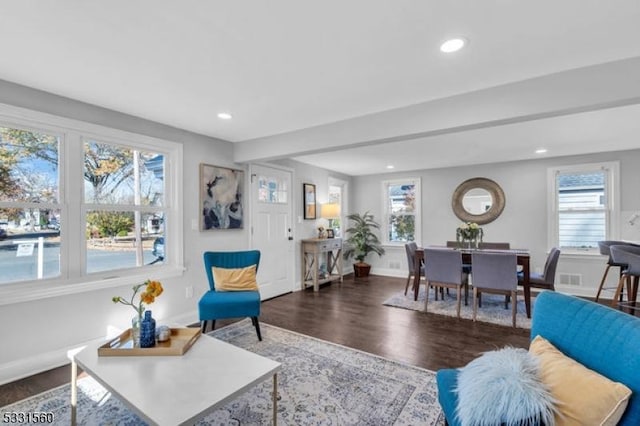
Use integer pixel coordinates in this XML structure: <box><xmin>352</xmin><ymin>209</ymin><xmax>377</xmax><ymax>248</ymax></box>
<box><xmin>152</xmin><ymin>237</ymin><xmax>164</xmax><ymax>259</ymax></box>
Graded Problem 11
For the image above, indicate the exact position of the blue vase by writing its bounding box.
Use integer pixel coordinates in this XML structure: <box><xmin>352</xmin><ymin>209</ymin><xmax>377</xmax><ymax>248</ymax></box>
<box><xmin>140</xmin><ymin>310</ymin><xmax>156</xmax><ymax>348</ymax></box>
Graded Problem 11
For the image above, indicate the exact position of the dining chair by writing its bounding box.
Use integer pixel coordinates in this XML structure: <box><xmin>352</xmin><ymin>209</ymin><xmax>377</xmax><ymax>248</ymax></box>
<box><xmin>404</xmin><ymin>242</ymin><xmax>424</xmax><ymax>295</ymax></box>
<box><xmin>446</xmin><ymin>240</ymin><xmax>472</xmax><ymax>276</ymax></box>
<box><xmin>477</xmin><ymin>242</ymin><xmax>511</xmax><ymax>250</ymax></box>
<box><xmin>518</xmin><ymin>247</ymin><xmax>561</xmax><ymax>292</ymax></box>
<box><xmin>198</xmin><ymin>250</ymin><xmax>263</xmax><ymax>340</ymax></box>
<box><xmin>471</xmin><ymin>252</ymin><xmax>519</xmax><ymax>327</ymax></box>
<box><xmin>424</xmin><ymin>248</ymin><xmax>464</xmax><ymax>318</ymax></box>
<box><xmin>595</xmin><ymin>240</ymin><xmax>640</xmax><ymax>303</ymax></box>
<box><xmin>609</xmin><ymin>244</ymin><xmax>640</xmax><ymax>312</ymax></box>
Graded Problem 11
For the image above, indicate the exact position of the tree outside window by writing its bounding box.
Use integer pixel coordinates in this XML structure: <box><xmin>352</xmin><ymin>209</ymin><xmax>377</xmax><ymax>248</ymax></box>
<box><xmin>383</xmin><ymin>179</ymin><xmax>420</xmax><ymax>244</ymax></box>
<box><xmin>0</xmin><ymin>124</ymin><xmax>169</xmax><ymax>285</ymax></box>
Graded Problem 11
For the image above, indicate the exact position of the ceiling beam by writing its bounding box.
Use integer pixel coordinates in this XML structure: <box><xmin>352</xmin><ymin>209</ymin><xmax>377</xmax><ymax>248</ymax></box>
<box><xmin>233</xmin><ymin>57</ymin><xmax>640</xmax><ymax>163</ymax></box>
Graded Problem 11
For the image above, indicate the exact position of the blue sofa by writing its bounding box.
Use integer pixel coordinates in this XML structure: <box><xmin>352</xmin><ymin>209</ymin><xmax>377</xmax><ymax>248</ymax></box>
<box><xmin>436</xmin><ymin>291</ymin><xmax>640</xmax><ymax>425</ymax></box>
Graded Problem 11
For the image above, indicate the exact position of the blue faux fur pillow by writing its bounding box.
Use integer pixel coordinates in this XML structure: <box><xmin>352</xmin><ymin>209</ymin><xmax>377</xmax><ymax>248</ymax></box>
<box><xmin>455</xmin><ymin>346</ymin><xmax>556</xmax><ymax>426</ymax></box>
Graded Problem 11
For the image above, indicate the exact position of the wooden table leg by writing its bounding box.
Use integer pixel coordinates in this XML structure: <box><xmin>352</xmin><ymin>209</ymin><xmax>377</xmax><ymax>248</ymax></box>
<box><xmin>523</xmin><ymin>258</ymin><xmax>532</xmax><ymax>318</ymax></box>
<box><xmin>413</xmin><ymin>252</ymin><xmax>422</xmax><ymax>301</ymax></box>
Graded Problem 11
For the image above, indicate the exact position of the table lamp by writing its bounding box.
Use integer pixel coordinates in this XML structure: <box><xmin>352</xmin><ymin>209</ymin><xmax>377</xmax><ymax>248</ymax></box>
<box><xmin>320</xmin><ymin>203</ymin><xmax>340</xmax><ymax>238</ymax></box>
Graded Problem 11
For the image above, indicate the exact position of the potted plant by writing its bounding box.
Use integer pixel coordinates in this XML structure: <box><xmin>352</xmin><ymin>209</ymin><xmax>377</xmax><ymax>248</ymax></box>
<box><xmin>343</xmin><ymin>211</ymin><xmax>385</xmax><ymax>277</ymax></box>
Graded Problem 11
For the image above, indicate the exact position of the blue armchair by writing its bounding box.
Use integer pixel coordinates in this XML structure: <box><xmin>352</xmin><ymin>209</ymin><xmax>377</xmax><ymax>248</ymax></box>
<box><xmin>436</xmin><ymin>291</ymin><xmax>640</xmax><ymax>425</ymax></box>
<box><xmin>198</xmin><ymin>250</ymin><xmax>262</xmax><ymax>340</ymax></box>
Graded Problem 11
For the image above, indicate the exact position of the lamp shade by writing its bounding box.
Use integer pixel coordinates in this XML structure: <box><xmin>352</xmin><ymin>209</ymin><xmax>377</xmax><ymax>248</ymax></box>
<box><xmin>320</xmin><ymin>203</ymin><xmax>340</xmax><ymax>219</ymax></box>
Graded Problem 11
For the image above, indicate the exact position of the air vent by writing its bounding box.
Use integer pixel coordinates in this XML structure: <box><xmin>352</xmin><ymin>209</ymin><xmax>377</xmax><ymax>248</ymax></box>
<box><xmin>389</xmin><ymin>261</ymin><xmax>403</xmax><ymax>269</ymax></box>
<box><xmin>559</xmin><ymin>273</ymin><xmax>582</xmax><ymax>286</ymax></box>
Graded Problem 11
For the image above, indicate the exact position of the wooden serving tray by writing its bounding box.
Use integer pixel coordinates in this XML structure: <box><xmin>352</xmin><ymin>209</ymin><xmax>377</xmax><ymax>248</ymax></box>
<box><xmin>98</xmin><ymin>327</ymin><xmax>201</xmax><ymax>356</ymax></box>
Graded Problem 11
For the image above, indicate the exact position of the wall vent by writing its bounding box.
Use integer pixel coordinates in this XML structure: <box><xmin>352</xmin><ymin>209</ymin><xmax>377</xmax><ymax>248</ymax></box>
<box><xmin>389</xmin><ymin>261</ymin><xmax>403</xmax><ymax>269</ymax></box>
<box><xmin>559</xmin><ymin>273</ymin><xmax>582</xmax><ymax>286</ymax></box>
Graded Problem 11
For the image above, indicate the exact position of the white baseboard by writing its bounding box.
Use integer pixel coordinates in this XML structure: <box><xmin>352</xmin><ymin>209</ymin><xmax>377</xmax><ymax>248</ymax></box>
<box><xmin>0</xmin><ymin>309</ymin><xmax>200</xmax><ymax>386</ymax></box>
<box><xmin>0</xmin><ymin>336</ymin><xmax>101</xmax><ymax>386</ymax></box>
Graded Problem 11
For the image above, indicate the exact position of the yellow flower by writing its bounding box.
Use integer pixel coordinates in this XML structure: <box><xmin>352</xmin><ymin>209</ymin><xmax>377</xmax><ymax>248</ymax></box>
<box><xmin>112</xmin><ymin>279</ymin><xmax>163</xmax><ymax>318</ymax></box>
<box><xmin>140</xmin><ymin>292</ymin><xmax>155</xmax><ymax>304</ymax></box>
<box><xmin>145</xmin><ymin>280</ymin><xmax>164</xmax><ymax>297</ymax></box>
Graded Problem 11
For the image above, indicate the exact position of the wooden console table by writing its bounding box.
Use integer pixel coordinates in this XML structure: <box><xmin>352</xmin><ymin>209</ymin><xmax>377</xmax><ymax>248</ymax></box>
<box><xmin>301</xmin><ymin>238</ymin><xmax>343</xmax><ymax>291</ymax></box>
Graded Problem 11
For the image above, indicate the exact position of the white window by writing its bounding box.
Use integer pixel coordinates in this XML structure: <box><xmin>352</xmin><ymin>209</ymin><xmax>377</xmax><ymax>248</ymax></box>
<box><xmin>84</xmin><ymin>140</ymin><xmax>167</xmax><ymax>273</ymax></box>
<box><xmin>0</xmin><ymin>125</ymin><xmax>61</xmax><ymax>282</ymax></box>
<box><xmin>548</xmin><ymin>162</ymin><xmax>619</xmax><ymax>254</ymax></box>
<box><xmin>0</xmin><ymin>104</ymin><xmax>183</xmax><ymax>302</ymax></box>
<box><xmin>257</xmin><ymin>174</ymin><xmax>288</xmax><ymax>204</ymax></box>
<box><xmin>382</xmin><ymin>178</ymin><xmax>421</xmax><ymax>245</ymax></box>
<box><xmin>327</xmin><ymin>183</ymin><xmax>344</xmax><ymax>237</ymax></box>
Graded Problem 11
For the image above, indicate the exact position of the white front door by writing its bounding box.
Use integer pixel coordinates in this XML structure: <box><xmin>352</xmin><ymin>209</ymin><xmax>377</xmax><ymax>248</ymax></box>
<box><xmin>250</xmin><ymin>164</ymin><xmax>295</xmax><ymax>300</ymax></box>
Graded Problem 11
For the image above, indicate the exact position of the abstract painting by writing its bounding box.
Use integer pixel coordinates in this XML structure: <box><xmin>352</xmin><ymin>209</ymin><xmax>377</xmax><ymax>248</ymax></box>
<box><xmin>200</xmin><ymin>164</ymin><xmax>244</xmax><ymax>230</ymax></box>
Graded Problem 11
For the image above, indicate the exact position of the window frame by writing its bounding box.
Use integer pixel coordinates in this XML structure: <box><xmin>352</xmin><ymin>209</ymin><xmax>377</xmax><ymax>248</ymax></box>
<box><xmin>381</xmin><ymin>177</ymin><xmax>421</xmax><ymax>246</ymax></box>
<box><xmin>328</xmin><ymin>177</ymin><xmax>348</xmax><ymax>238</ymax></box>
<box><xmin>547</xmin><ymin>161</ymin><xmax>619</xmax><ymax>255</ymax></box>
<box><xmin>0</xmin><ymin>103</ymin><xmax>184</xmax><ymax>306</ymax></box>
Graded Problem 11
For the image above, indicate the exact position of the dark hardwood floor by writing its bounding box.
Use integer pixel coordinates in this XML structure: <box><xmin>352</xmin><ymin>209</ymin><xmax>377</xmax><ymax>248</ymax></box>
<box><xmin>0</xmin><ymin>274</ymin><xmax>530</xmax><ymax>407</ymax></box>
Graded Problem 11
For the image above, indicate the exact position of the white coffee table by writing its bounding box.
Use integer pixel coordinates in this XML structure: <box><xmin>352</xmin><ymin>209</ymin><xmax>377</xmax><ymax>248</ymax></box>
<box><xmin>70</xmin><ymin>333</ymin><xmax>281</xmax><ymax>425</ymax></box>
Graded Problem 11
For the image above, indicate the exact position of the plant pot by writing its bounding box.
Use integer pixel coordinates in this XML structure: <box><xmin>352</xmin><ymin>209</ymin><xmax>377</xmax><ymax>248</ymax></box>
<box><xmin>353</xmin><ymin>262</ymin><xmax>371</xmax><ymax>278</ymax></box>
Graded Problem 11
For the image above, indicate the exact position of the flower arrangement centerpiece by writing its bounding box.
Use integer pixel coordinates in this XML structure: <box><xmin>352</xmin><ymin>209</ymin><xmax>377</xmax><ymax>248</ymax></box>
<box><xmin>456</xmin><ymin>222</ymin><xmax>483</xmax><ymax>249</ymax></box>
<box><xmin>112</xmin><ymin>280</ymin><xmax>163</xmax><ymax>345</ymax></box>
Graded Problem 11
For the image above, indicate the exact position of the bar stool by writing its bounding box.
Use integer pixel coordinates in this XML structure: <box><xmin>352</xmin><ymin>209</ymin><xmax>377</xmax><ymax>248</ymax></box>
<box><xmin>609</xmin><ymin>244</ymin><xmax>640</xmax><ymax>314</ymax></box>
<box><xmin>595</xmin><ymin>240</ymin><xmax>640</xmax><ymax>303</ymax></box>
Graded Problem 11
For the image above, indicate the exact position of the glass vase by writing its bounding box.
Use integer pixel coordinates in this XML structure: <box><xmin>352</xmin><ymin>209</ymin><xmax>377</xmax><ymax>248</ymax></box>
<box><xmin>131</xmin><ymin>313</ymin><xmax>143</xmax><ymax>348</ymax></box>
<box><xmin>464</xmin><ymin>238</ymin><xmax>478</xmax><ymax>250</ymax></box>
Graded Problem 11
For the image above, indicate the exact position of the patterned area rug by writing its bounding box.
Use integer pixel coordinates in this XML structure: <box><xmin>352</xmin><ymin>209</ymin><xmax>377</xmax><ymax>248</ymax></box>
<box><xmin>383</xmin><ymin>286</ymin><xmax>532</xmax><ymax>329</ymax></box>
<box><xmin>2</xmin><ymin>321</ymin><xmax>444</xmax><ymax>425</ymax></box>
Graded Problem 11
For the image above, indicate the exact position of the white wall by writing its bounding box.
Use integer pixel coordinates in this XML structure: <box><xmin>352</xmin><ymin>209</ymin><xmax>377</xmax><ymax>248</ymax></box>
<box><xmin>352</xmin><ymin>149</ymin><xmax>640</xmax><ymax>298</ymax></box>
<box><xmin>0</xmin><ymin>80</ymin><xmax>252</xmax><ymax>384</ymax></box>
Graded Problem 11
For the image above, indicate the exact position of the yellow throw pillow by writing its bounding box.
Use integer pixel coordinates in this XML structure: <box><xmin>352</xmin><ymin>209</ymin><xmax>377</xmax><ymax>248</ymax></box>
<box><xmin>529</xmin><ymin>335</ymin><xmax>631</xmax><ymax>426</ymax></box>
<box><xmin>212</xmin><ymin>265</ymin><xmax>259</xmax><ymax>292</ymax></box>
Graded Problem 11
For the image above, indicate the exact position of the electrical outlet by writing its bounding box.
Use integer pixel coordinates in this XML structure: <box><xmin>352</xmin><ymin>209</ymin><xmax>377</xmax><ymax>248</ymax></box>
<box><xmin>185</xmin><ymin>286</ymin><xmax>193</xmax><ymax>298</ymax></box>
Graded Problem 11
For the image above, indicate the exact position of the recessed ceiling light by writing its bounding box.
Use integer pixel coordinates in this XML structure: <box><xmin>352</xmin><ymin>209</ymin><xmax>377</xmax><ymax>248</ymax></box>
<box><xmin>440</xmin><ymin>37</ymin><xmax>467</xmax><ymax>53</ymax></box>
<box><xmin>535</xmin><ymin>148</ymin><xmax>548</xmax><ymax>154</ymax></box>
<box><xmin>217</xmin><ymin>112</ymin><xmax>233</xmax><ymax>120</ymax></box>
<box><xmin>386</xmin><ymin>165</ymin><xmax>395</xmax><ymax>169</ymax></box>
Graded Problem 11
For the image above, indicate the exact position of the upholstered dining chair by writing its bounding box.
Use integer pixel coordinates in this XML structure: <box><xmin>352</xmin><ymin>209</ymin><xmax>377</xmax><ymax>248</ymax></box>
<box><xmin>198</xmin><ymin>250</ymin><xmax>263</xmax><ymax>340</ymax></box>
<box><xmin>404</xmin><ymin>242</ymin><xmax>424</xmax><ymax>295</ymax></box>
<box><xmin>518</xmin><ymin>247</ymin><xmax>561</xmax><ymax>292</ymax></box>
<box><xmin>446</xmin><ymin>240</ymin><xmax>472</xmax><ymax>277</ymax></box>
<box><xmin>595</xmin><ymin>240</ymin><xmax>640</xmax><ymax>303</ymax></box>
<box><xmin>609</xmin><ymin>244</ymin><xmax>640</xmax><ymax>312</ymax></box>
<box><xmin>471</xmin><ymin>252</ymin><xmax>519</xmax><ymax>327</ymax></box>
<box><xmin>424</xmin><ymin>248</ymin><xmax>464</xmax><ymax>318</ymax></box>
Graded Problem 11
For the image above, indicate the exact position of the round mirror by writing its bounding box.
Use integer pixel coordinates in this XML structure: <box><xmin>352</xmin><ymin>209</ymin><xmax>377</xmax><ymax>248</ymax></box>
<box><xmin>462</xmin><ymin>188</ymin><xmax>493</xmax><ymax>215</ymax></box>
<box><xmin>452</xmin><ymin>177</ymin><xmax>505</xmax><ymax>224</ymax></box>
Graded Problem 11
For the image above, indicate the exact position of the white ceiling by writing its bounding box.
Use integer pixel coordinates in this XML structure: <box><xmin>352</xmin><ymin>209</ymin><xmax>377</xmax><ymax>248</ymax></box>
<box><xmin>1</xmin><ymin>1</ymin><xmax>640</xmax><ymax>175</ymax></box>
